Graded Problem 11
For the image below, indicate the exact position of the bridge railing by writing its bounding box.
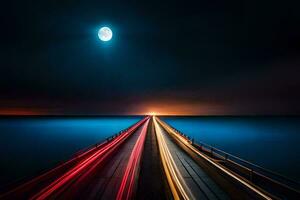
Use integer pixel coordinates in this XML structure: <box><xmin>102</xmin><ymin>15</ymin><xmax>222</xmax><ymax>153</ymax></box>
<box><xmin>73</xmin><ymin>116</ymin><xmax>149</xmax><ymax>157</ymax></box>
<box><xmin>167</xmin><ymin>125</ymin><xmax>300</xmax><ymax>194</ymax></box>
<box><xmin>0</xmin><ymin>117</ymin><xmax>148</xmax><ymax>194</ymax></box>
<box><xmin>194</xmin><ymin>140</ymin><xmax>299</xmax><ymax>187</ymax></box>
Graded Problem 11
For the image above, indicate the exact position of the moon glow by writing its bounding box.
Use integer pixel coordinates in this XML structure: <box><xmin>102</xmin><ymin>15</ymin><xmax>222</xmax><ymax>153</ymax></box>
<box><xmin>98</xmin><ymin>27</ymin><xmax>113</xmax><ymax>42</ymax></box>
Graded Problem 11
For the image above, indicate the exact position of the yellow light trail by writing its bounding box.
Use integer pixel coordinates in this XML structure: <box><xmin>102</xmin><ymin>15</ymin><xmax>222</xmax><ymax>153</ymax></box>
<box><xmin>153</xmin><ymin>117</ymin><xmax>195</xmax><ymax>200</ymax></box>
<box><xmin>156</xmin><ymin>117</ymin><xmax>273</xmax><ymax>200</ymax></box>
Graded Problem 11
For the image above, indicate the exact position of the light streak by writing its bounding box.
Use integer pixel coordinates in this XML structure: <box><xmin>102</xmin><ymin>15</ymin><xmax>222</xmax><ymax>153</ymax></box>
<box><xmin>116</xmin><ymin>119</ymin><xmax>150</xmax><ymax>200</ymax></box>
<box><xmin>156</xmin><ymin>117</ymin><xmax>272</xmax><ymax>200</ymax></box>
<box><xmin>153</xmin><ymin>117</ymin><xmax>195</xmax><ymax>200</ymax></box>
<box><xmin>1</xmin><ymin>141</ymin><xmax>107</xmax><ymax>198</ymax></box>
<box><xmin>29</xmin><ymin>117</ymin><xmax>149</xmax><ymax>200</ymax></box>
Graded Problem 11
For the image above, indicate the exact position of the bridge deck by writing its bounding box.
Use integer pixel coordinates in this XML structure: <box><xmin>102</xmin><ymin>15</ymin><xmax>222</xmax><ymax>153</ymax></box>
<box><xmin>59</xmin><ymin>122</ymin><xmax>147</xmax><ymax>200</ymax></box>
<box><xmin>155</xmin><ymin>118</ymin><xmax>230</xmax><ymax>200</ymax></box>
<box><xmin>3</xmin><ymin>116</ymin><xmax>293</xmax><ymax>199</ymax></box>
<box><xmin>136</xmin><ymin>118</ymin><xmax>170</xmax><ymax>199</ymax></box>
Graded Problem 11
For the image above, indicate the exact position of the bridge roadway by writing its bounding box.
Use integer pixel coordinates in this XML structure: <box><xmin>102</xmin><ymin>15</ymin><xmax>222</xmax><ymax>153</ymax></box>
<box><xmin>1</xmin><ymin>117</ymin><xmax>150</xmax><ymax>200</ymax></box>
<box><xmin>50</xmin><ymin>118</ymin><xmax>149</xmax><ymax>200</ymax></box>
<box><xmin>156</xmin><ymin>117</ymin><xmax>282</xmax><ymax>200</ymax></box>
<box><xmin>136</xmin><ymin>117</ymin><xmax>171</xmax><ymax>199</ymax></box>
<box><xmin>154</xmin><ymin>117</ymin><xmax>230</xmax><ymax>200</ymax></box>
<box><xmin>1</xmin><ymin>116</ymin><xmax>289</xmax><ymax>199</ymax></box>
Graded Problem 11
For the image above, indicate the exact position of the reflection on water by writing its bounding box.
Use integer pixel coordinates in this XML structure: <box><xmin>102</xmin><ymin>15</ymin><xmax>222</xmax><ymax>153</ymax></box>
<box><xmin>0</xmin><ymin>117</ymin><xmax>141</xmax><ymax>187</ymax></box>
<box><xmin>163</xmin><ymin>117</ymin><xmax>300</xmax><ymax>182</ymax></box>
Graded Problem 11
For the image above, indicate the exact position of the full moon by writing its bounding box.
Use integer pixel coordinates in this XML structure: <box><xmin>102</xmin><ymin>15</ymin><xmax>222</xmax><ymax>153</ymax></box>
<box><xmin>98</xmin><ymin>27</ymin><xmax>113</xmax><ymax>42</ymax></box>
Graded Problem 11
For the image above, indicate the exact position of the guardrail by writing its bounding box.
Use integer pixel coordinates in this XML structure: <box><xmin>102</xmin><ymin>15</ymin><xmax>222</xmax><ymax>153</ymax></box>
<box><xmin>0</xmin><ymin>117</ymin><xmax>148</xmax><ymax>194</ymax></box>
<box><xmin>72</xmin><ymin>117</ymin><xmax>148</xmax><ymax>157</ymax></box>
<box><xmin>165</xmin><ymin>124</ymin><xmax>300</xmax><ymax>199</ymax></box>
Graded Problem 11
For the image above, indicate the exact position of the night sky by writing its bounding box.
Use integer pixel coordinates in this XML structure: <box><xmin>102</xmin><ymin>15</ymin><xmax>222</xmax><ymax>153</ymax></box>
<box><xmin>1</xmin><ymin>0</ymin><xmax>300</xmax><ymax>115</ymax></box>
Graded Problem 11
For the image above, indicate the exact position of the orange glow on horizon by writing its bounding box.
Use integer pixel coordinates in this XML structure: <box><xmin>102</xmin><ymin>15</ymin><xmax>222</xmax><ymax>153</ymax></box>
<box><xmin>131</xmin><ymin>101</ymin><xmax>228</xmax><ymax>116</ymax></box>
<box><xmin>0</xmin><ymin>108</ymin><xmax>44</xmax><ymax>116</ymax></box>
<box><xmin>146</xmin><ymin>112</ymin><xmax>158</xmax><ymax>116</ymax></box>
<box><xmin>0</xmin><ymin>101</ymin><xmax>229</xmax><ymax>116</ymax></box>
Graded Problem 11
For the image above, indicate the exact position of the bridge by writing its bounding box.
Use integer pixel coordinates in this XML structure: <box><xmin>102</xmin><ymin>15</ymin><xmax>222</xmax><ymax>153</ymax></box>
<box><xmin>1</xmin><ymin>116</ymin><xmax>299</xmax><ymax>199</ymax></box>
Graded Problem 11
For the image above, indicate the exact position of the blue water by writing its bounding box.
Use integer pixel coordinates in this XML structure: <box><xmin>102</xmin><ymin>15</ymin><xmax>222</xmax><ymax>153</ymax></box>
<box><xmin>0</xmin><ymin>117</ymin><xmax>141</xmax><ymax>187</ymax></box>
<box><xmin>1</xmin><ymin>116</ymin><xmax>299</xmax><ymax>187</ymax></box>
<box><xmin>163</xmin><ymin>117</ymin><xmax>300</xmax><ymax>182</ymax></box>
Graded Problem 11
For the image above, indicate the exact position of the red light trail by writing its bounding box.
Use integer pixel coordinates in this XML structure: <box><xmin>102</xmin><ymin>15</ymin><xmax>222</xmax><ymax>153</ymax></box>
<box><xmin>1</xmin><ymin>117</ymin><xmax>149</xmax><ymax>200</ymax></box>
<box><xmin>31</xmin><ymin>117</ymin><xmax>149</xmax><ymax>200</ymax></box>
<box><xmin>1</xmin><ymin>116</ymin><xmax>295</xmax><ymax>200</ymax></box>
<box><xmin>116</xmin><ymin>119</ymin><xmax>149</xmax><ymax>200</ymax></box>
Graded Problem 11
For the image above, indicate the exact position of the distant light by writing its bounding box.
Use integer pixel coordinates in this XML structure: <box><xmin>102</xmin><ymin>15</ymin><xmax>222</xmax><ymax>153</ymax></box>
<box><xmin>98</xmin><ymin>27</ymin><xmax>113</xmax><ymax>42</ymax></box>
<box><xmin>148</xmin><ymin>112</ymin><xmax>157</xmax><ymax>116</ymax></box>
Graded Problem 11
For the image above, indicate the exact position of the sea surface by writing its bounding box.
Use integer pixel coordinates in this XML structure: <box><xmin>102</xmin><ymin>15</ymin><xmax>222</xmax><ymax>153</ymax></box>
<box><xmin>0</xmin><ymin>117</ymin><xmax>141</xmax><ymax>187</ymax></box>
<box><xmin>163</xmin><ymin>116</ymin><xmax>300</xmax><ymax>182</ymax></box>
<box><xmin>0</xmin><ymin>116</ymin><xmax>299</xmax><ymax>188</ymax></box>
